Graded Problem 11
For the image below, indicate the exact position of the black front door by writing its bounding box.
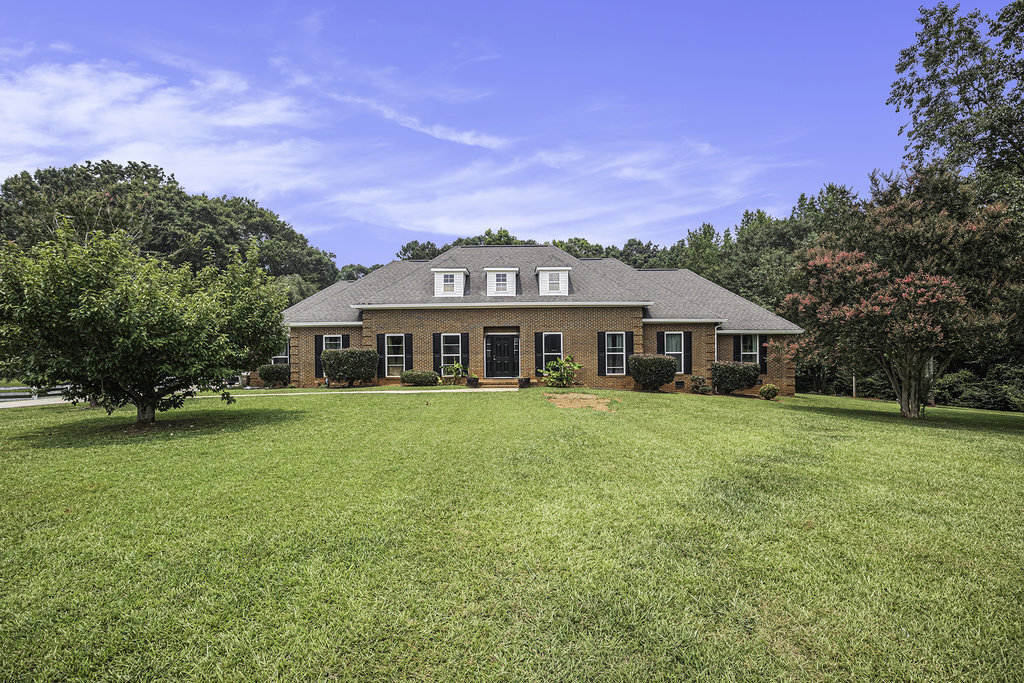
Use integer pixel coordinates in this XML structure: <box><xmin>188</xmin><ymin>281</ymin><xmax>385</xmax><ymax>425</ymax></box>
<box><xmin>486</xmin><ymin>335</ymin><xmax>518</xmax><ymax>378</ymax></box>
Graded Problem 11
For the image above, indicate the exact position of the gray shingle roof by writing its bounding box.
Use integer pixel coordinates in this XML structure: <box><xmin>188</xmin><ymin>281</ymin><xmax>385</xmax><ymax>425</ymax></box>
<box><xmin>283</xmin><ymin>245</ymin><xmax>801</xmax><ymax>333</ymax></box>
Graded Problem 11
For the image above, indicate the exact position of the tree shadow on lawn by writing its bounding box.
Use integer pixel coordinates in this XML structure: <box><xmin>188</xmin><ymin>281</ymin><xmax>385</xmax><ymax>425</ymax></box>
<box><xmin>782</xmin><ymin>399</ymin><xmax>1024</xmax><ymax>439</ymax></box>
<box><xmin>9</xmin><ymin>405</ymin><xmax>305</xmax><ymax>451</ymax></box>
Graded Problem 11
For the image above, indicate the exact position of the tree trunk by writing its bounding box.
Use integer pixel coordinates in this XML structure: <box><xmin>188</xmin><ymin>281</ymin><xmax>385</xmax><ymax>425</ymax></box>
<box><xmin>136</xmin><ymin>401</ymin><xmax>156</xmax><ymax>424</ymax></box>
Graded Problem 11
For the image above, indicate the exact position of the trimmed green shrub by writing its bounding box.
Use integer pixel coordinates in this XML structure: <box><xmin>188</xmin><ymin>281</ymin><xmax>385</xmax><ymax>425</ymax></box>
<box><xmin>628</xmin><ymin>354</ymin><xmax>676</xmax><ymax>391</ymax></box>
<box><xmin>323</xmin><ymin>348</ymin><xmax>378</xmax><ymax>387</ymax></box>
<box><xmin>711</xmin><ymin>362</ymin><xmax>760</xmax><ymax>394</ymax></box>
<box><xmin>257</xmin><ymin>363</ymin><xmax>290</xmax><ymax>388</ymax></box>
<box><xmin>542</xmin><ymin>355</ymin><xmax>582</xmax><ymax>388</ymax></box>
<box><xmin>759</xmin><ymin>383</ymin><xmax>779</xmax><ymax>400</ymax></box>
<box><xmin>401</xmin><ymin>369</ymin><xmax>439</xmax><ymax>386</ymax></box>
<box><xmin>690</xmin><ymin>375</ymin><xmax>711</xmax><ymax>395</ymax></box>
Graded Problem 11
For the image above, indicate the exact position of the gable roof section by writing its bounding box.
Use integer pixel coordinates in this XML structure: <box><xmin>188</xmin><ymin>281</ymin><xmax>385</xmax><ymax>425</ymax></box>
<box><xmin>640</xmin><ymin>269</ymin><xmax>802</xmax><ymax>332</ymax></box>
<box><xmin>283</xmin><ymin>245</ymin><xmax>801</xmax><ymax>333</ymax></box>
<box><xmin>351</xmin><ymin>245</ymin><xmax>651</xmax><ymax>306</ymax></box>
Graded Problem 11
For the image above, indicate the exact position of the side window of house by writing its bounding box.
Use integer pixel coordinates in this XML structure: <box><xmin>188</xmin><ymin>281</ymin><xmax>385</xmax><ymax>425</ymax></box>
<box><xmin>665</xmin><ymin>332</ymin><xmax>684</xmax><ymax>373</ymax></box>
<box><xmin>605</xmin><ymin>332</ymin><xmax>625</xmax><ymax>375</ymax></box>
<box><xmin>385</xmin><ymin>334</ymin><xmax>405</xmax><ymax>376</ymax></box>
<box><xmin>324</xmin><ymin>335</ymin><xmax>346</xmax><ymax>351</ymax></box>
<box><xmin>441</xmin><ymin>334</ymin><xmax>461</xmax><ymax>375</ymax></box>
<box><xmin>740</xmin><ymin>334</ymin><xmax>758</xmax><ymax>363</ymax></box>
<box><xmin>543</xmin><ymin>332</ymin><xmax>562</xmax><ymax>366</ymax></box>
<box><xmin>272</xmin><ymin>339</ymin><xmax>290</xmax><ymax>365</ymax></box>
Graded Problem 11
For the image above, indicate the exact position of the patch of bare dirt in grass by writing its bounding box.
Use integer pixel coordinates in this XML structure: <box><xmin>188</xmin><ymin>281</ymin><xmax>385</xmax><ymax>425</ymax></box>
<box><xmin>544</xmin><ymin>393</ymin><xmax>619</xmax><ymax>412</ymax></box>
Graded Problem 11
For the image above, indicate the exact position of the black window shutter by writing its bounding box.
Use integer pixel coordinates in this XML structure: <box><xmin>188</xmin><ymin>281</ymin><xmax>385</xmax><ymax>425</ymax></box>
<box><xmin>733</xmin><ymin>335</ymin><xmax>742</xmax><ymax>362</ymax></box>
<box><xmin>314</xmin><ymin>335</ymin><xmax>324</xmax><ymax>378</ymax></box>
<box><xmin>535</xmin><ymin>332</ymin><xmax>544</xmax><ymax>376</ymax></box>
<box><xmin>404</xmin><ymin>333</ymin><xmax>413</xmax><ymax>371</ymax></box>
<box><xmin>342</xmin><ymin>333</ymin><xmax>350</xmax><ymax>348</ymax></box>
<box><xmin>684</xmin><ymin>331</ymin><xmax>693</xmax><ymax>374</ymax></box>
<box><xmin>624</xmin><ymin>332</ymin><xmax>634</xmax><ymax>375</ymax></box>
<box><xmin>657</xmin><ymin>331</ymin><xmax>665</xmax><ymax>355</ymax></box>
<box><xmin>758</xmin><ymin>335</ymin><xmax>767</xmax><ymax>374</ymax></box>
<box><xmin>376</xmin><ymin>334</ymin><xmax>385</xmax><ymax>377</ymax></box>
<box><xmin>433</xmin><ymin>333</ymin><xmax>442</xmax><ymax>374</ymax></box>
<box><xmin>460</xmin><ymin>333</ymin><xmax>469</xmax><ymax>370</ymax></box>
<box><xmin>597</xmin><ymin>331</ymin><xmax>606</xmax><ymax>376</ymax></box>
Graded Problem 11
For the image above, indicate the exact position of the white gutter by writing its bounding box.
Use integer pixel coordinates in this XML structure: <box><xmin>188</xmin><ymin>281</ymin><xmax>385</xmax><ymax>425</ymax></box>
<box><xmin>351</xmin><ymin>301</ymin><xmax>652</xmax><ymax>309</ymax></box>
<box><xmin>717</xmin><ymin>329</ymin><xmax>803</xmax><ymax>335</ymax></box>
<box><xmin>642</xmin><ymin>318</ymin><xmax>723</xmax><ymax>324</ymax></box>
<box><xmin>287</xmin><ymin>321</ymin><xmax>364</xmax><ymax>327</ymax></box>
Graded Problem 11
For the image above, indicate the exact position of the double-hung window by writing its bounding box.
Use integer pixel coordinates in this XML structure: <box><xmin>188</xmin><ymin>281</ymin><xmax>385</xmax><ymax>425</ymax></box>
<box><xmin>385</xmin><ymin>334</ymin><xmax>405</xmax><ymax>377</ymax></box>
<box><xmin>740</xmin><ymin>334</ymin><xmax>759</xmax><ymax>364</ymax></box>
<box><xmin>605</xmin><ymin>332</ymin><xmax>626</xmax><ymax>375</ymax></box>
<box><xmin>272</xmin><ymin>339</ymin><xmax>290</xmax><ymax>365</ymax></box>
<box><xmin>494</xmin><ymin>273</ymin><xmax>508</xmax><ymax>293</ymax></box>
<box><xmin>547</xmin><ymin>272</ymin><xmax>561</xmax><ymax>292</ymax></box>
<box><xmin>664</xmin><ymin>332</ymin><xmax>684</xmax><ymax>373</ymax></box>
<box><xmin>442</xmin><ymin>273</ymin><xmax>455</xmax><ymax>293</ymax></box>
<box><xmin>441</xmin><ymin>334</ymin><xmax>461</xmax><ymax>376</ymax></box>
<box><xmin>324</xmin><ymin>335</ymin><xmax>346</xmax><ymax>352</ymax></box>
<box><xmin>542</xmin><ymin>333</ymin><xmax>563</xmax><ymax>367</ymax></box>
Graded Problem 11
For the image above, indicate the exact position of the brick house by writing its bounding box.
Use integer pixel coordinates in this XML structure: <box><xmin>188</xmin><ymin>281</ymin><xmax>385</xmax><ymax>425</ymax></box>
<box><xmin>276</xmin><ymin>245</ymin><xmax>802</xmax><ymax>394</ymax></box>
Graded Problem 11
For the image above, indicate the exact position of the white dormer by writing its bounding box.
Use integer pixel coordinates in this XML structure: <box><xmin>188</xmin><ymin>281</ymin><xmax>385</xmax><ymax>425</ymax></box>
<box><xmin>484</xmin><ymin>267</ymin><xmax>518</xmax><ymax>296</ymax></box>
<box><xmin>536</xmin><ymin>266</ymin><xmax>571</xmax><ymax>296</ymax></box>
<box><xmin>432</xmin><ymin>268</ymin><xmax>468</xmax><ymax>297</ymax></box>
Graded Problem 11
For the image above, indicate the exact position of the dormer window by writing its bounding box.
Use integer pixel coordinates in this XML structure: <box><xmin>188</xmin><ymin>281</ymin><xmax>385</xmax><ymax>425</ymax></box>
<box><xmin>484</xmin><ymin>267</ymin><xmax>518</xmax><ymax>296</ymax></box>
<box><xmin>536</xmin><ymin>266</ymin><xmax>571</xmax><ymax>296</ymax></box>
<box><xmin>432</xmin><ymin>268</ymin><xmax>468</xmax><ymax>297</ymax></box>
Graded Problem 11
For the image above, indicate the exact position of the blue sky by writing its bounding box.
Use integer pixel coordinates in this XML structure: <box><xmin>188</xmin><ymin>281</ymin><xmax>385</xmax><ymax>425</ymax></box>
<box><xmin>0</xmin><ymin>1</ymin><xmax>1006</xmax><ymax>265</ymax></box>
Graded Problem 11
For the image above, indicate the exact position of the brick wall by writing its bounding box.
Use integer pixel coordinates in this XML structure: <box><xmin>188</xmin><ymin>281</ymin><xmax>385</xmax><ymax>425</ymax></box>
<box><xmin>284</xmin><ymin>315</ymin><xmax>796</xmax><ymax>394</ymax></box>
<box><xmin>641</xmin><ymin>323</ymin><xmax>718</xmax><ymax>392</ymax></box>
<box><xmin>360</xmin><ymin>307</ymin><xmax>644</xmax><ymax>389</ymax></box>
<box><xmin>715</xmin><ymin>333</ymin><xmax>796</xmax><ymax>396</ymax></box>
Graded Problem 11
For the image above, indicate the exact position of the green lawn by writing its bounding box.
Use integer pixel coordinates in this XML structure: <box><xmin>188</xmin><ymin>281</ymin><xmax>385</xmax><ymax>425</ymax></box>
<box><xmin>1</xmin><ymin>391</ymin><xmax>1022</xmax><ymax>680</ymax></box>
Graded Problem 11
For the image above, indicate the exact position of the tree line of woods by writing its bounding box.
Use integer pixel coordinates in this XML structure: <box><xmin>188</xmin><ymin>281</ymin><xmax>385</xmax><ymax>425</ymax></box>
<box><xmin>0</xmin><ymin>1</ymin><xmax>1021</xmax><ymax>421</ymax></box>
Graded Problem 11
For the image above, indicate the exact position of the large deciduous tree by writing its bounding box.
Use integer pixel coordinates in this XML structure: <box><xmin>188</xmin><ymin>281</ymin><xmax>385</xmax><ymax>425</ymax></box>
<box><xmin>783</xmin><ymin>166</ymin><xmax>1020</xmax><ymax>418</ymax></box>
<box><xmin>0</xmin><ymin>228</ymin><xmax>287</xmax><ymax>423</ymax></box>
<box><xmin>0</xmin><ymin>160</ymin><xmax>340</xmax><ymax>289</ymax></box>
<box><xmin>888</xmin><ymin>1</ymin><xmax>1024</xmax><ymax>177</ymax></box>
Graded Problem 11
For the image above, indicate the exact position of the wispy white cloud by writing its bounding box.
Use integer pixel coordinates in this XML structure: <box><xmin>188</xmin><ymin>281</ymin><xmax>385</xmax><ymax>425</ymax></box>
<box><xmin>0</xmin><ymin>43</ymin><xmax>33</xmax><ymax>60</ymax></box>
<box><xmin>330</xmin><ymin>93</ymin><xmax>511</xmax><ymax>150</ymax></box>
<box><xmin>0</xmin><ymin>60</ymin><xmax>321</xmax><ymax>197</ymax></box>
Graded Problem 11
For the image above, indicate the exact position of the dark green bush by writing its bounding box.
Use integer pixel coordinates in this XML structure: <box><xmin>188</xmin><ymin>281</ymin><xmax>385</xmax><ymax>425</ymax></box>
<box><xmin>711</xmin><ymin>362</ymin><xmax>760</xmax><ymax>394</ymax></box>
<box><xmin>759</xmin><ymin>383</ymin><xmax>779</xmax><ymax>400</ymax></box>
<box><xmin>401</xmin><ymin>369</ymin><xmax>439</xmax><ymax>386</ymax></box>
<box><xmin>257</xmin><ymin>363</ymin><xmax>290</xmax><ymax>388</ymax></box>
<box><xmin>323</xmin><ymin>348</ymin><xmax>378</xmax><ymax>387</ymax></box>
<box><xmin>932</xmin><ymin>364</ymin><xmax>1024</xmax><ymax>412</ymax></box>
<box><xmin>628</xmin><ymin>354</ymin><xmax>676</xmax><ymax>391</ymax></box>
<box><xmin>690</xmin><ymin>375</ymin><xmax>711</xmax><ymax>395</ymax></box>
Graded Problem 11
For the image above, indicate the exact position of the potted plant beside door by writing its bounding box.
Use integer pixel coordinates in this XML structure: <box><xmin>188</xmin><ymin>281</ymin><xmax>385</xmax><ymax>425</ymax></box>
<box><xmin>466</xmin><ymin>374</ymin><xmax>480</xmax><ymax>388</ymax></box>
<box><xmin>518</xmin><ymin>376</ymin><xmax>531</xmax><ymax>388</ymax></box>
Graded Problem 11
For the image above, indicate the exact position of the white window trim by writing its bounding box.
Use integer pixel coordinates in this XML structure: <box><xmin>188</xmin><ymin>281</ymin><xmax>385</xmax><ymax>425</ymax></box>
<box><xmin>740</xmin><ymin>334</ymin><xmax>759</xmax><ymax>364</ymax></box>
<box><xmin>487</xmin><ymin>269</ymin><xmax>516</xmax><ymax>296</ymax></box>
<box><xmin>664</xmin><ymin>331</ymin><xmax>685</xmax><ymax>374</ymax></box>
<box><xmin>536</xmin><ymin>266</ymin><xmax>571</xmax><ymax>296</ymax></box>
<box><xmin>605</xmin><ymin>331</ymin><xmax>626</xmax><ymax>376</ymax></box>
<box><xmin>323</xmin><ymin>334</ymin><xmax>347</xmax><ymax>352</ymax></box>
<box><xmin>385</xmin><ymin>333</ymin><xmax>406</xmax><ymax>377</ymax></box>
<box><xmin>542</xmin><ymin>332</ymin><xmax>563</xmax><ymax>368</ymax></box>
<box><xmin>272</xmin><ymin>337</ymin><xmax>290</xmax><ymax>364</ymax></box>
<box><xmin>440</xmin><ymin>333</ymin><xmax>462</xmax><ymax>376</ymax></box>
<box><xmin>442</xmin><ymin>273</ymin><xmax>456</xmax><ymax>293</ymax></box>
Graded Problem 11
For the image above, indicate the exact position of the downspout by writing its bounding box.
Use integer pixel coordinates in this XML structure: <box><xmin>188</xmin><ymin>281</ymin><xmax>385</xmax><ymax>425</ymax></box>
<box><xmin>714</xmin><ymin>324</ymin><xmax>721</xmax><ymax>362</ymax></box>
